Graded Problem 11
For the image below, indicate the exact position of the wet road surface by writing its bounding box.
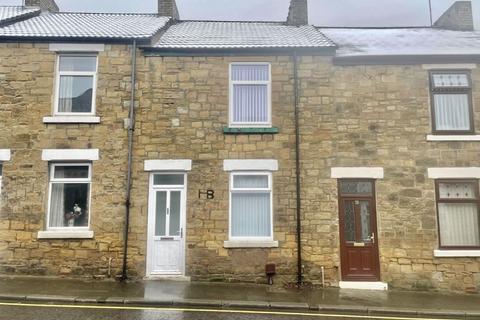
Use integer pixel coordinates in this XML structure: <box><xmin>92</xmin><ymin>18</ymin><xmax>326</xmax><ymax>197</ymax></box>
<box><xmin>0</xmin><ymin>302</ymin><xmax>433</xmax><ymax>320</ymax></box>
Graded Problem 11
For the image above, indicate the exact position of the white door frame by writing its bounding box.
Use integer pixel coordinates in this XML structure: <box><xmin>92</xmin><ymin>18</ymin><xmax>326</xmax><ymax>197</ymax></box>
<box><xmin>146</xmin><ymin>172</ymin><xmax>187</xmax><ymax>276</ymax></box>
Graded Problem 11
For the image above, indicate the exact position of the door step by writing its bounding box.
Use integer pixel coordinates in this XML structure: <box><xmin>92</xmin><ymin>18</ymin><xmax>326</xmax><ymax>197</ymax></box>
<box><xmin>339</xmin><ymin>281</ymin><xmax>388</xmax><ymax>290</ymax></box>
<box><xmin>144</xmin><ymin>275</ymin><xmax>191</xmax><ymax>281</ymax></box>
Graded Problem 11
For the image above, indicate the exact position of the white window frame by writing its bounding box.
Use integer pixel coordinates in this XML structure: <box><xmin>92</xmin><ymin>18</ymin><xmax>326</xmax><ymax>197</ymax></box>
<box><xmin>46</xmin><ymin>162</ymin><xmax>92</xmax><ymax>231</ymax></box>
<box><xmin>228</xmin><ymin>171</ymin><xmax>273</xmax><ymax>241</ymax></box>
<box><xmin>229</xmin><ymin>62</ymin><xmax>272</xmax><ymax>128</ymax></box>
<box><xmin>54</xmin><ymin>54</ymin><xmax>98</xmax><ymax>116</ymax></box>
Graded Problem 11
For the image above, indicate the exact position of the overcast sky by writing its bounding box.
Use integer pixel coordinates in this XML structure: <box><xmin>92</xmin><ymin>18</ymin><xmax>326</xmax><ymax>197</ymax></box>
<box><xmin>1</xmin><ymin>0</ymin><xmax>479</xmax><ymax>28</ymax></box>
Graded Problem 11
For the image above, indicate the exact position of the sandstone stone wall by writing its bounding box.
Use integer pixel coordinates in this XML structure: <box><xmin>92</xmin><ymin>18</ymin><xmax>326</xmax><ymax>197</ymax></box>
<box><xmin>0</xmin><ymin>45</ymin><xmax>479</xmax><ymax>294</ymax></box>
<box><xmin>130</xmin><ymin>56</ymin><xmax>299</xmax><ymax>283</ymax></box>
<box><xmin>130</xmin><ymin>55</ymin><xmax>480</xmax><ymax>292</ymax></box>
<box><xmin>0</xmin><ymin>43</ymin><xmax>132</xmax><ymax>277</ymax></box>
<box><xmin>299</xmin><ymin>59</ymin><xmax>480</xmax><ymax>292</ymax></box>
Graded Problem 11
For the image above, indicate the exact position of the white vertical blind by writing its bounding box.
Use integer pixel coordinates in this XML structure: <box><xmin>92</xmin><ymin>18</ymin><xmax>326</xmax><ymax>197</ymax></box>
<box><xmin>233</xmin><ymin>85</ymin><xmax>268</xmax><ymax>123</ymax></box>
<box><xmin>230</xmin><ymin>173</ymin><xmax>272</xmax><ymax>238</ymax></box>
<box><xmin>233</xmin><ymin>174</ymin><xmax>269</xmax><ymax>188</ymax></box>
<box><xmin>438</xmin><ymin>203</ymin><xmax>480</xmax><ymax>246</ymax></box>
<box><xmin>231</xmin><ymin>64</ymin><xmax>269</xmax><ymax>81</ymax></box>
<box><xmin>230</xmin><ymin>64</ymin><xmax>270</xmax><ymax>125</ymax></box>
<box><xmin>434</xmin><ymin>94</ymin><xmax>470</xmax><ymax>131</ymax></box>
<box><xmin>231</xmin><ymin>193</ymin><xmax>271</xmax><ymax>237</ymax></box>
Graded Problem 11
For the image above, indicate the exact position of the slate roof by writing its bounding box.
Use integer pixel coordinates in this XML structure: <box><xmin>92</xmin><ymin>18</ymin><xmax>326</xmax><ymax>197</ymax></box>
<box><xmin>153</xmin><ymin>21</ymin><xmax>336</xmax><ymax>49</ymax></box>
<box><xmin>0</xmin><ymin>6</ymin><xmax>40</xmax><ymax>25</ymax></box>
<box><xmin>319</xmin><ymin>27</ymin><xmax>480</xmax><ymax>57</ymax></box>
<box><xmin>0</xmin><ymin>12</ymin><xmax>171</xmax><ymax>39</ymax></box>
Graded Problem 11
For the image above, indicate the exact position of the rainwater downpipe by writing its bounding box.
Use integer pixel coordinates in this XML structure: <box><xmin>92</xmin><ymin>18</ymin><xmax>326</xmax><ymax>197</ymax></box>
<box><xmin>121</xmin><ymin>39</ymin><xmax>137</xmax><ymax>281</ymax></box>
<box><xmin>293</xmin><ymin>51</ymin><xmax>303</xmax><ymax>286</ymax></box>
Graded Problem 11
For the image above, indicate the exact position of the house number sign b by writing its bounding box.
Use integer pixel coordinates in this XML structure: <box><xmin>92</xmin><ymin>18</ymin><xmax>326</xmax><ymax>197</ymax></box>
<box><xmin>199</xmin><ymin>190</ymin><xmax>215</xmax><ymax>199</ymax></box>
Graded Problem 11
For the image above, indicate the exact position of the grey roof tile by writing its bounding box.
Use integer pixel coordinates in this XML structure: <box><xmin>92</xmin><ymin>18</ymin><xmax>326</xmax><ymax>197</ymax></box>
<box><xmin>0</xmin><ymin>6</ymin><xmax>40</xmax><ymax>25</ymax></box>
<box><xmin>0</xmin><ymin>12</ymin><xmax>171</xmax><ymax>39</ymax></box>
<box><xmin>153</xmin><ymin>21</ymin><xmax>336</xmax><ymax>49</ymax></box>
<box><xmin>319</xmin><ymin>27</ymin><xmax>480</xmax><ymax>56</ymax></box>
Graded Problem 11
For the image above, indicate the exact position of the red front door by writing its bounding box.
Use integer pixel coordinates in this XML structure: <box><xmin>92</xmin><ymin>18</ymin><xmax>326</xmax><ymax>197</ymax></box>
<box><xmin>338</xmin><ymin>180</ymin><xmax>380</xmax><ymax>281</ymax></box>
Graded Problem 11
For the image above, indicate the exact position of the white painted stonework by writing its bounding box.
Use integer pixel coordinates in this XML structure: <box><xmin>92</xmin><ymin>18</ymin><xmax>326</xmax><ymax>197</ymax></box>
<box><xmin>0</xmin><ymin>149</ymin><xmax>11</xmax><ymax>161</ymax></box>
<box><xmin>223</xmin><ymin>240</ymin><xmax>279</xmax><ymax>248</ymax></box>
<box><xmin>427</xmin><ymin>167</ymin><xmax>480</xmax><ymax>179</ymax></box>
<box><xmin>223</xmin><ymin>159</ymin><xmax>278</xmax><ymax>171</ymax></box>
<box><xmin>37</xmin><ymin>230</ymin><xmax>94</xmax><ymax>239</ymax></box>
<box><xmin>427</xmin><ymin>135</ymin><xmax>480</xmax><ymax>141</ymax></box>
<box><xmin>43</xmin><ymin>116</ymin><xmax>101</xmax><ymax>124</ymax></box>
<box><xmin>339</xmin><ymin>281</ymin><xmax>388</xmax><ymax>290</ymax></box>
<box><xmin>144</xmin><ymin>159</ymin><xmax>192</xmax><ymax>171</ymax></box>
<box><xmin>49</xmin><ymin>43</ymin><xmax>105</xmax><ymax>52</ymax></box>
<box><xmin>434</xmin><ymin>250</ymin><xmax>480</xmax><ymax>257</ymax></box>
<box><xmin>422</xmin><ymin>64</ymin><xmax>477</xmax><ymax>70</ymax></box>
<box><xmin>331</xmin><ymin>167</ymin><xmax>384</xmax><ymax>179</ymax></box>
<box><xmin>41</xmin><ymin>149</ymin><xmax>99</xmax><ymax>161</ymax></box>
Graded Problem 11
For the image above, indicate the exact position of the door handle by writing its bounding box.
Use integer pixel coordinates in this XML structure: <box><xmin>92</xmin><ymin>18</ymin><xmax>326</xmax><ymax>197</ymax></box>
<box><xmin>180</xmin><ymin>228</ymin><xmax>183</xmax><ymax>238</ymax></box>
<box><xmin>370</xmin><ymin>232</ymin><xmax>375</xmax><ymax>244</ymax></box>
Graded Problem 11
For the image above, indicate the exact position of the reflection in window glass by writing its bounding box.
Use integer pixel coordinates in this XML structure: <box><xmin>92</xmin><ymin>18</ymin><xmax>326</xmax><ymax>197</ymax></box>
<box><xmin>153</xmin><ymin>174</ymin><xmax>184</xmax><ymax>185</ymax></box>
<box><xmin>339</xmin><ymin>181</ymin><xmax>373</xmax><ymax>195</ymax></box>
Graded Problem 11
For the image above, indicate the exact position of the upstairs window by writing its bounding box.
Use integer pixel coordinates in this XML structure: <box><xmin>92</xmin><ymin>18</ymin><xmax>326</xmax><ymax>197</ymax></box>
<box><xmin>48</xmin><ymin>163</ymin><xmax>91</xmax><ymax>229</ymax></box>
<box><xmin>430</xmin><ymin>71</ymin><xmax>474</xmax><ymax>134</ymax></box>
<box><xmin>55</xmin><ymin>55</ymin><xmax>97</xmax><ymax>115</ymax></box>
<box><xmin>436</xmin><ymin>180</ymin><xmax>480</xmax><ymax>248</ymax></box>
<box><xmin>229</xmin><ymin>63</ymin><xmax>271</xmax><ymax>127</ymax></box>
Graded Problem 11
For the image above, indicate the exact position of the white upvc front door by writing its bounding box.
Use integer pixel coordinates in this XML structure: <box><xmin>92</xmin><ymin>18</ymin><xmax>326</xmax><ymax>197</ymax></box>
<box><xmin>146</xmin><ymin>173</ymin><xmax>186</xmax><ymax>276</ymax></box>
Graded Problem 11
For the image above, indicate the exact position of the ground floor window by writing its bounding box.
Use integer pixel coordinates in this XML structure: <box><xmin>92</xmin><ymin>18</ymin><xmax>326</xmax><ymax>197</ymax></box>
<box><xmin>229</xmin><ymin>172</ymin><xmax>272</xmax><ymax>240</ymax></box>
<box><xmin>48</xmin><ymin>163</ymin><xmax>91</xmax><ymax>228</ymax></box>
<box><xmin>436</xmin><ymin>180</ymin><xmax>480</xmax><ymax>248</ymax></box>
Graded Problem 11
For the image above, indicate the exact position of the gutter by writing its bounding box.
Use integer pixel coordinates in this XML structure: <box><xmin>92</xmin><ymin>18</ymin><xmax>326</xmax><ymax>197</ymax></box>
<box><xmin>293</xmin><ymin>51</ymin><xmax>302</xmax><ymax>286</ymax></box>
<box><xmin>121</xmin><ymin>39</ymin><xmax>137</xmax><ymax>281</ymax></box>
<box><xmin>333</xmin><ymin>54</ymin><xmax>480</xmax><ymax>66</ymax></box>
<box><xmin>141</xmin><ymin>46</ymin><xmax>337</xmax><ymax>57</ymax></box>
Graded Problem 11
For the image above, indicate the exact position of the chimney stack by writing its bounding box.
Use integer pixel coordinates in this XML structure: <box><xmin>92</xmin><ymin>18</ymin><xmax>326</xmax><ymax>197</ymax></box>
<box><xmin>158</xmin><ymin>0</ymin><xmax>179</xmax><ymax>20</ymax></box>
<box><xmin>433</xmin><ymin>1</ymin><xmax>474</xmax><ymax>31</ymax></box>
<box><xmin>286</xmin><ymin>0</ymin><xmax>308</xmax><ymax>26</ymax></box>
<box><xmin>24</xmin><ymin>0</ymin><xmax>59</xmax><ymax>12</ymax></box>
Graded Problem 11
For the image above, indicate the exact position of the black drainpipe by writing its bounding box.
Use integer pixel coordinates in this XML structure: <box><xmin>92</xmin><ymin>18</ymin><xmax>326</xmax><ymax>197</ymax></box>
<box><xmin>293</xmin><ymin>51</ymin><xmax>302</xmax><ymax>286</ymax></box>
<box><xmin>121</xmin><ymin>40</ymin><xmax>137</xmax><ymax>281</ymax></box>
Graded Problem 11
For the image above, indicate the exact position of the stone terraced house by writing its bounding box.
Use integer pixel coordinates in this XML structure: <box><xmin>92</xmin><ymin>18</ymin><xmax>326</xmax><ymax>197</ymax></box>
<box><xmin>0</xmin><ymin>0</ymin><xmax>479</xmax><ymax>294</ymax></box>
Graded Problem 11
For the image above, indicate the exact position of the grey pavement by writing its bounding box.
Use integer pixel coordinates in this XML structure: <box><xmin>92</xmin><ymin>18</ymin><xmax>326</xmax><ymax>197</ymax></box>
<box><xmin>0</xmin><ymin>276</ymin><xmax>479</xmax><ymax>317</ymax></box>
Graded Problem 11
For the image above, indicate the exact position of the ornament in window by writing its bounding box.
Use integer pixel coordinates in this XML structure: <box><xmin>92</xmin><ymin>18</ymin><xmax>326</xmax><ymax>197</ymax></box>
<box><xmin>64</xmin><ymin>204</ymin><xmax>83</xmax><ymax>227</ymax></box>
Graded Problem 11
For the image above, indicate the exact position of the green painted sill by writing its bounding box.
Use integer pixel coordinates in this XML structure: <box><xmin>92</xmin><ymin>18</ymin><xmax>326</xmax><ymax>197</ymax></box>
<box><xmin>223</xmin><ymin>127</ymin><xmax>279</xmax><ymax>134</ymax></box>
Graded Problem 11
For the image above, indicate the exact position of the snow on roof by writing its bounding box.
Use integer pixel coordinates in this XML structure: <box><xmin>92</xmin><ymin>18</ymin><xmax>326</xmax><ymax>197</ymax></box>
<box><xmin>0</xmin><ymin>12</ymin><xmax>171</xmax><ymax>39</ymax></box>
<box><xmin>319</xmin><ymin>27</ymin><xmax>480</xmax><ymax>56</ymax></box>
<box><xmin>153</xmin><ymin>21</ymin><xmax>336</xmax><ymax>49</ymax></box>
<box><xmin>0</xmin><ymin>6</ymin><xmax>40</xmax><ymax>25</ymax></box>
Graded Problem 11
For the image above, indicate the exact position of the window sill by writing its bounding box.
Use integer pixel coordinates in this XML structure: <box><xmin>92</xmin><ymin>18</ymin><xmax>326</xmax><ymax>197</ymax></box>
<box><xmin>426</xmin><ymin>135</ymin><xmax>480</xmax><ymax>141</ymax></box>
<box><xmin>223</xmin><ymin>127</ymin><xmax>279</xmax><ymax>134</ymax></box>
<box><xmin>43</xmin><ymin>116</ymin><xmax>101</xmax><ymax>124</ymax></box>
<box><xmin>37</xmin><ymin>230</ymin><xmax>94</xmax><ymax>239</ymax></box>
<box><xmin>223</xmin><ymin>240</ymin><xmax>278</xmax><ymax>248</ymax></box>
<box><xmin>434</xmin><ymin>249</ymin><xmax>480</xmax><ymax>257</ymax></box>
